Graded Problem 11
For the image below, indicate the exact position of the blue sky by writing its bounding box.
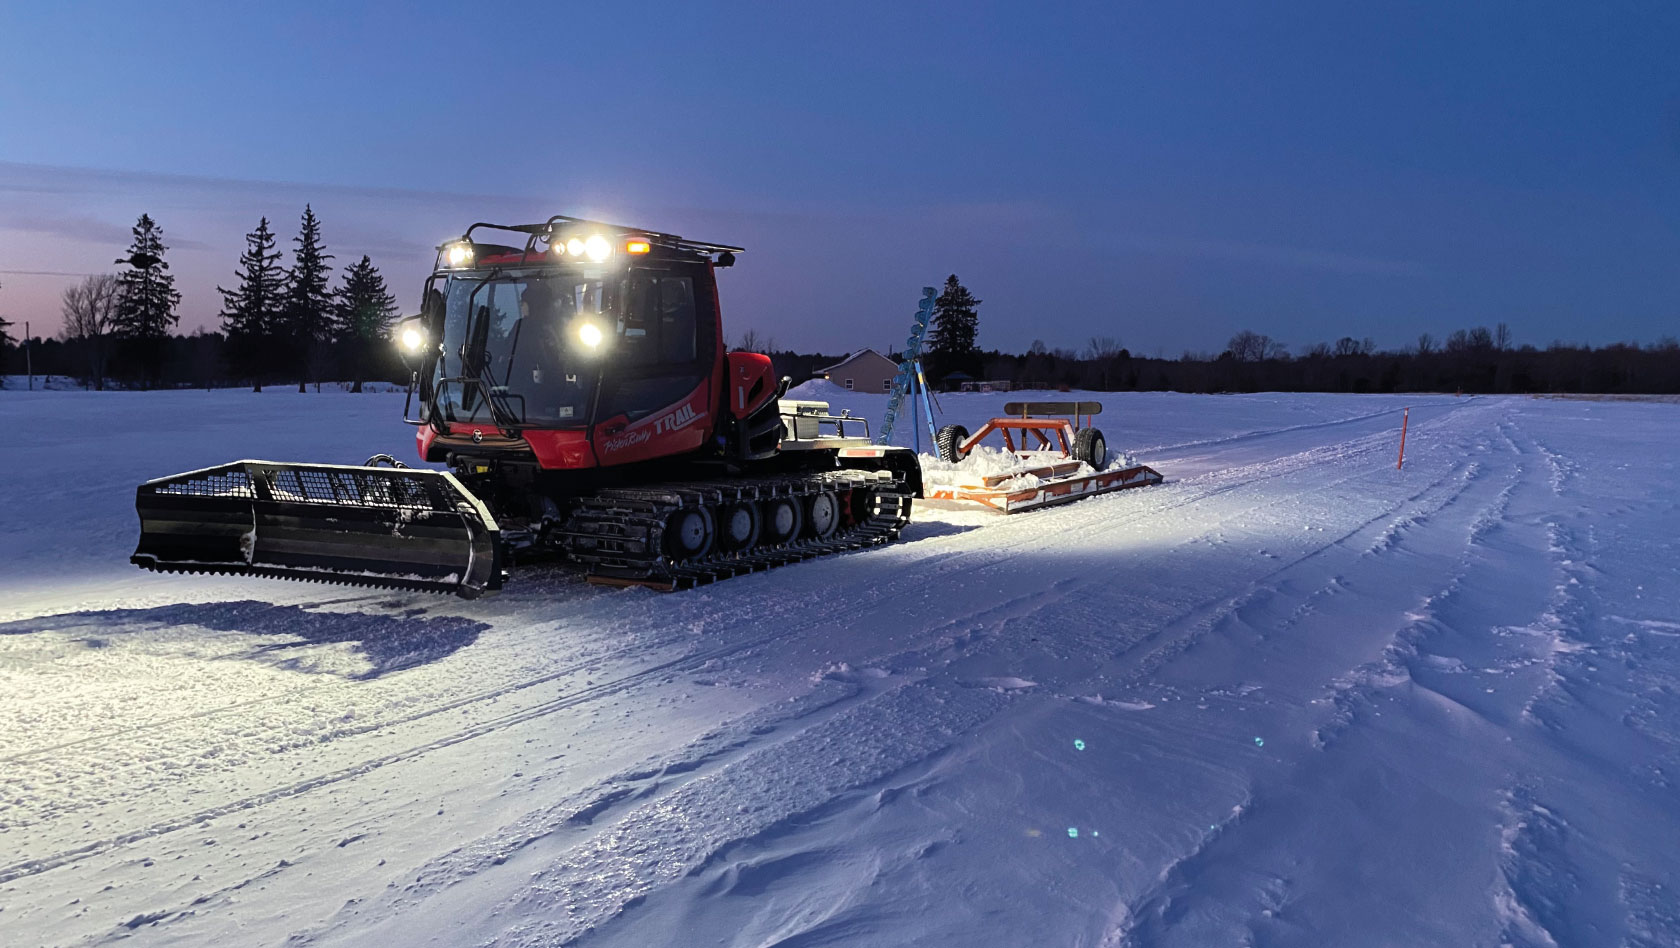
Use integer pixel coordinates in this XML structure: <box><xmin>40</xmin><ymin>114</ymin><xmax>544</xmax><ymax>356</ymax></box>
<box><xmin>1</xmin><ymin>2</ymin><xmax>1676</xmax><ymax>355</ymax></box>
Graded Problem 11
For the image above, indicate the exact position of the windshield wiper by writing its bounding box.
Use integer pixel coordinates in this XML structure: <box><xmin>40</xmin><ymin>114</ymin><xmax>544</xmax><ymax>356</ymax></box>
<box><xmin>474</xmin><ymin>349</ymin><xmax>525</xmax><ymax>428</ymax></box>
<box><xmin>456</xmin><ymin>271</ymin><xmax>524</xmax><ymax>429</ymax></box>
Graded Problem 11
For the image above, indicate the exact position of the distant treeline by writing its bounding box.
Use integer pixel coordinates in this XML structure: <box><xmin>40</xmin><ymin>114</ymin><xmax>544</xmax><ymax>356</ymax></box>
<box><xmin>765</xmin><ymin>327</ymin><xmax>1680</xmax><ymax>396</ymax></box>
<box><xmin>965</xmin><ymin>338</ymin><xmax>1680</xmax><ymax>396</ymax></box>
<box><xmin>1</xmin><ymin>331</ymin><xmax>408</xmax><ymax>392</ymax></box>
<box><xmin>8</xmin><ymin>230</ymin><xmax>1675</xmax><ymax>396</ymax></box>
<box><xmin>6</xmin><ymin>328</ymin><xmax>1680</xmax><ymax>396</ymax></box>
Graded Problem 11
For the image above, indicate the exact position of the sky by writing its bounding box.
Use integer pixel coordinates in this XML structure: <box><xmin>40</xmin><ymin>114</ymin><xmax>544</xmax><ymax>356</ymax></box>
<box><xmin>1</xmin><ymin>1</ymin><xmax>1677</xmax><ymax>356</ymax></box>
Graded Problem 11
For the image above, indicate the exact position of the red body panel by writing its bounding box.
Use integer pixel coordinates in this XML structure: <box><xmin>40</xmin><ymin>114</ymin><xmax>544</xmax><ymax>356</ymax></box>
<box><xmin>590</xmin><ymin>378</ymin><xmax>715</xmax><ymax>466</ymax></box>
<box><xmin>725</xmin><ymin>351</ymin><xmax>776</xmax><ymax>417</ymax></box>
<box><xmin>418</xmin><ymin>424</ymin><xmax>600</xmax><ymax>468</ymax></box>
<box><xmin>525</xmin><ymin>429</ymin><xmax>596</xmax><ymax>468</ymax></box>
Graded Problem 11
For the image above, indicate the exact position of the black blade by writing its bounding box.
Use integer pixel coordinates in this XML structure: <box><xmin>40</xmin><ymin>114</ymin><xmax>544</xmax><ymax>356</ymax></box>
<box><xmin>132</xmin><ymin>461</ymin><xmax>503</xmax><ymax>598</ymax></box>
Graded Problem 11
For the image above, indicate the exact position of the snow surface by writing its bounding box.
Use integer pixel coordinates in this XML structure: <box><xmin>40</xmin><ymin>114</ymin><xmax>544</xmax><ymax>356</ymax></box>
<box><xmin>2</xmin><ymin>386</ymin><xmax>1678</xmax><ymax>947</ymax></box>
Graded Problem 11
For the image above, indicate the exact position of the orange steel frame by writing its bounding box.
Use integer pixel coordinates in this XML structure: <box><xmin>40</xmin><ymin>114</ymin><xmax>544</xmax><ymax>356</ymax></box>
<box><xmin>928</xmin><ymin>407</ymin><xmax>1165</xmax><ymax>514</ymax></box>
<box><xmin>960</xmin><ymin>417</ymin><xmax>1078</xmax><ymax>458</ymax></box>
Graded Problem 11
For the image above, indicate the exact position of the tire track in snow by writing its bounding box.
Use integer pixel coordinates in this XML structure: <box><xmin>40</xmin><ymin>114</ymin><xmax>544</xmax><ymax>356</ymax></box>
<box><xmin>7</xmin><ymin>429</ymin><xmax>1376</xmax><ymax>883</ymax></box>
<box><xmin>531</xmin><ymin>411</ymin><xmax>1500</xmax><ymax>948</ymax></box>
<box><xmin>323</xmin><ymin>415</ymin><xmax>1497</xmax><ymax>946</ymax></box>
<box><xmin>1132</xmin><ymin>402</ymin><xmax>1441</xmax><ymax>456</ymax></box>
<box><xmin>0</xmin><ymin>400</ymin><xmax>1478</xmax><ymax>890</ymax></box>
<box><xmin>0</xmin><ymin>617</ymin><xmax>862</xmax><ymax>885</ymax></box>
<box><xmin>0</xmin><ymin>410</ymin><xmax>1399</xmax><ymax>776</ymax></box>
<box><xmin>117</xmin><ymin>404</ymin><xmax>1447</xmax><ymax>734</ymax></box>
<box><xmin>688</xmin><ymin>414</ymin><xmax>1498</xmax><ymax>948</ymax></box>
<box><xmin>1309</xmin><ymin>444</ymin><xmax>1529</xmax><ymax>750</ymax></box>
<box><xmin>1105</xmin><ymin>406</ymin><xmax>1611</xmax><ymax>948</ymax></box>
<box><xmin>929</xmin><ymin>448</ymin><xmax>1482</xmax><ymax>714</ymax></box>
<box><xmin>1104</xmin><ymin>431</ymin><xmax>1532</xmax><ymax>947</ymax></box>
<box><xmin>102</xmin><ymin>675</ymin><xmax>900</xmax><ymax>940</ymax></box>
<box><xmin>1485</xmin><ymin>418</ymin><xmax>1615</xmax><ymax>947</ymax></box>
<box><xmin>463</xmin><ymin>682</ymin><xmax>1013</xmax><ymax>948</ymax></box>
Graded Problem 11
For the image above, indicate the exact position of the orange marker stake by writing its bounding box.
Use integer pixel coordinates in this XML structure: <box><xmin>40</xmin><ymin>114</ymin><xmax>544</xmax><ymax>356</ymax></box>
<box><xmin>1397</xmin><ymin>407</ymin><xmax>1410</xmax><ymax>470</ymax></box>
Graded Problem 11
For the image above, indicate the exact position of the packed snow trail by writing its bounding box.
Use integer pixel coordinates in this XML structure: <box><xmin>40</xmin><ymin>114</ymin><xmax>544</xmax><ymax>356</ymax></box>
<box><xmin>0</xmin><ymin>389</ymin><xmax>1675</xmax><ymax>946</ymax></box>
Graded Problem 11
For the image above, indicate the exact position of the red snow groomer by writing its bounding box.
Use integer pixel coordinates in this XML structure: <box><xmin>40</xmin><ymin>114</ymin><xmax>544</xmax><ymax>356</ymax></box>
<box><xmin>130</xmin><ymin>217</ymin><xmax>922</xmax><ymax>597</ymax></box>
<box><xmin>925</xmin><ymin>401</ymin><xmax>1162</xmax><ymax>513</ymax></box>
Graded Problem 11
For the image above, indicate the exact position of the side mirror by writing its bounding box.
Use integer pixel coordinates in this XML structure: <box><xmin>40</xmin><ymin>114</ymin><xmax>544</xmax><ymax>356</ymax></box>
<box><xmin>394</xmin><ymin>315</ymin><xmax>429</xmax><ymax>371</ymax></box>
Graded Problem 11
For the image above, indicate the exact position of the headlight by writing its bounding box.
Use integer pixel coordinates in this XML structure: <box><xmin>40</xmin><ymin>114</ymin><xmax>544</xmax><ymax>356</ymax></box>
<box><xmin>584</xmin><ymin>234</ymin><xmax>611</xmax><ymax>262</ymax></box>
<box><xmin>566</xmin><ymin>237</ymin><xmax>585</xmax><ymax>257</ymax></box>
<box><xmin>445</xmin><ymin>242</ymin><xmax>473</xmax><ymax>267</ymax></box>
<box><xmin>577</xmin><ymin>321</ymin><xmax>604</xmax><ymax>348</ymax></box>
<box><xmin>399</xmin><ymin>327</ymin><xmax>426</xmax><ymax>352</ymax></box>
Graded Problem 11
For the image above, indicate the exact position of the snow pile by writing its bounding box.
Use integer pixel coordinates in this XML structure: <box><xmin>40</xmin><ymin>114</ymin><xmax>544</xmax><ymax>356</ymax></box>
<box><xmin>784</xmin><ymin>378</ymin><xmax>854</xmax><ymax>399</ymax></box>
<box><xmin>918</xmin><ymin>442</ymin><xmax>1140</xmax><ymax>491</ymax></box>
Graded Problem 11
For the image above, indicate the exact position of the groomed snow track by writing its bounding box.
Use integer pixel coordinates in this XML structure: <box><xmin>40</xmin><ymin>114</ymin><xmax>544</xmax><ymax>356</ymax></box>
<box><xmin>3</xmin><ymin>390</ymin><xmax>1677</xmax><ymax>948</ymax></box>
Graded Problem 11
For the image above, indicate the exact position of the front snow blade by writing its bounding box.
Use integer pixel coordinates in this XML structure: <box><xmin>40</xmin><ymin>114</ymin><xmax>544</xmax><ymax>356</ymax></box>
<box><xmin>131</xmin><ymin>460</ymin><xmax>503</xmax><ymax>598</ymax></box>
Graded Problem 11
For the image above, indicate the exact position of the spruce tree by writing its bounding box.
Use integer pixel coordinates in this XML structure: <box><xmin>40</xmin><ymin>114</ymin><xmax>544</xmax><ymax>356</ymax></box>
<box><xmin>113</xmin><ymin>214</ymin><xmax>182</xmax><ymax>386</ymax></box>
<box><xmin>334</xmin><ymin>255</ymin><xmax>400</xmax><ymax>392</ymax></box>
<box><xmin>925</xmin><ymin>274</ymin><xmax>981</xmax><ymax>379</ymax></box>
<box><xmin>280</xmin><ymin>205</ymin><xmax>334</xmax><ymax>389</ymax></box>
<box><xmin>114</xmin><ymin>214</ymin><xmax>182</xmax><ymax>338</ymax></box>
<box><xmin>335</xmin><ymin>255</ymin><xmax>398</xmax><ymax>342</ymax></box>
<box><xmin>218</xmin><ymin>217</ymin><xmax>286</xmax><ymax>389</ymax></box>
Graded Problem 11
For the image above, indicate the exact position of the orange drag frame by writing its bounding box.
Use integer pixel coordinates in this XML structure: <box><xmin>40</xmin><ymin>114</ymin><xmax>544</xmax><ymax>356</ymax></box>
<box><xmin>925</xmin><ymin>401</ymin><xmax>1163</xmax><ymax>514</ymax></box>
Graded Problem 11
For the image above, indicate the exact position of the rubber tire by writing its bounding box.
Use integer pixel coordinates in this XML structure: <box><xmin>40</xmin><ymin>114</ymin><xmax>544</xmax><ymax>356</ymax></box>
<box><xmin>1073</xmin><ymin>427</ymin><xmax>1107</xmax><ymax>468</ymax></box>
<box><xmin>805</xmin><ymin>492</ymin><xmax>840</xmax><ymax>540</ymax></box>
<box><xmin>718</xmin><ymin>502</ymin><xmax>761</xmax><ymax>552</ymax></box>
<box><xmin>936</xmin><ymin>424</ymin><xmax>970</xmax><ymax>462</ymax></box>
<box><xmin>664</xmin><ymin>507</ymin><xmax>716</xmax><ymax>561</ymax></box>
<box><xmin>760</xmin><ymin>496</ymin><xmax>804</xmax><ymax>545</ymax></box>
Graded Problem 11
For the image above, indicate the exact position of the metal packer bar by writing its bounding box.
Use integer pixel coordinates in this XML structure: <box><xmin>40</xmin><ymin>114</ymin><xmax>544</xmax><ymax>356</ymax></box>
<box><xmin>131</xmin><ymin>460</ymin><xmax>503</xmax><ymax>598</ymax></box>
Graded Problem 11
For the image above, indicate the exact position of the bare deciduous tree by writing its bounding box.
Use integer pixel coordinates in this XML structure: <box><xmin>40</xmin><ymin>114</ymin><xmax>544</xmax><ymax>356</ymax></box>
<box><xmin>1227</xmin><ymin>330</ymin><xmax>1284</xmax><ymax>362</ymax></box>
<box><xmin>1085</xmin><ymin>336</ymin><xmax>1123</xmax><ymax>360</ymax></box>
<box><xmin>60</xmin><ymin>273</ymin><xmax>121</xmax><ymax>389</ymax></box>
<box><xmin>733</xmin><ymin>329</ymin><xmax>775</xmax><ymax>354</ymax></box>
<box><xmin>1416</xmin><ymin>332</ymin><xmax>1435</xmax><ymax>355</ymax></box>
<box><xmin>1226</xmin><ymin>330</ymin><xmax>1263</xmax><ymax>362</ymax></box>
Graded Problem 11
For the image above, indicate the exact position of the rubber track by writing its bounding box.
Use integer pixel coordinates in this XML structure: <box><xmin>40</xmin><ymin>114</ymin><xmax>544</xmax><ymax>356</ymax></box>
<box><xmin>560</xmin><ymin>469</ymin><xmax>913</xmax><ymax>589</ymax></box>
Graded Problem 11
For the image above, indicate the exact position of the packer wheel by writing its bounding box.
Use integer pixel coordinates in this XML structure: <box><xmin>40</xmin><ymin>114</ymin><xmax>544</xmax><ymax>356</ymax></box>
<box><xmin>936</xmin><ymin>424</ymin><xmax>971</xmax><ymax>463</ymax></box>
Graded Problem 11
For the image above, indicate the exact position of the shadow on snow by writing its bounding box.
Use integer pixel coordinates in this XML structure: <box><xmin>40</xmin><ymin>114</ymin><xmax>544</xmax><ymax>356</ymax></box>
<box><xmin>0</xmin><ymin>600</ymin><xmax>487</xmax><ymax>679</ymax></box>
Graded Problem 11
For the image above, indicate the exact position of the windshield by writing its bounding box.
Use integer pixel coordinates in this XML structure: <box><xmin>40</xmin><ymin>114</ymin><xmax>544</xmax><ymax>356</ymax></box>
<box><xmin>431</xmin><ymin>269</ymin><xmax>702</xmax><ymax>428</ymax></box>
